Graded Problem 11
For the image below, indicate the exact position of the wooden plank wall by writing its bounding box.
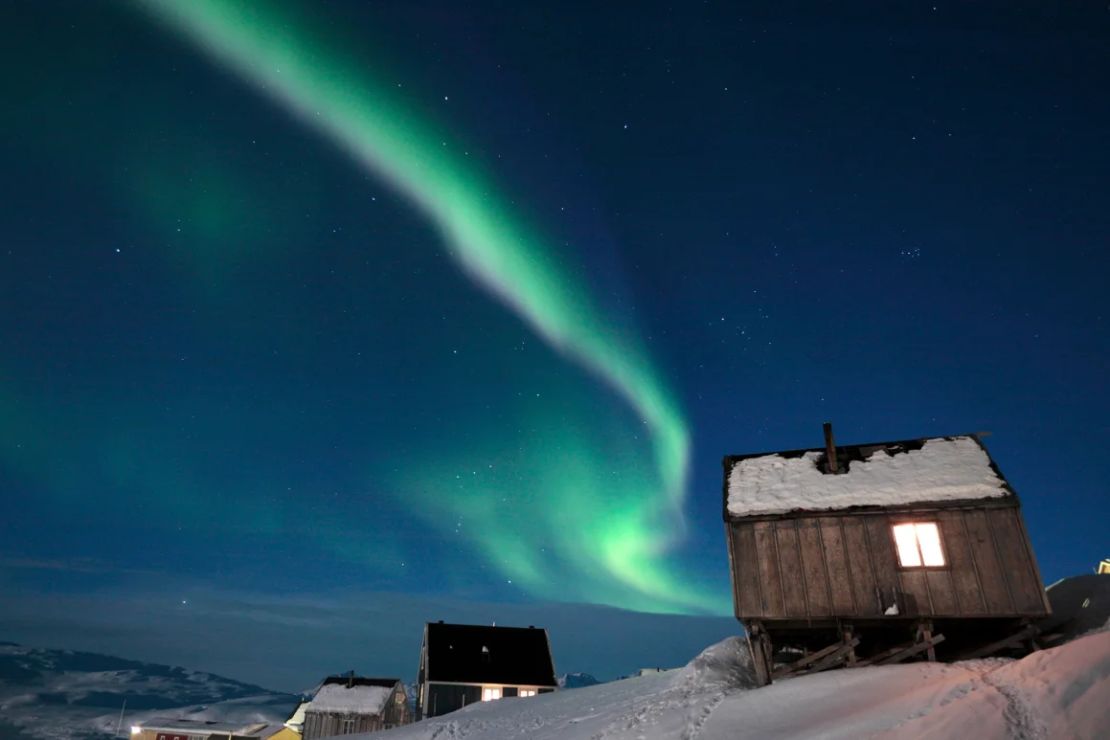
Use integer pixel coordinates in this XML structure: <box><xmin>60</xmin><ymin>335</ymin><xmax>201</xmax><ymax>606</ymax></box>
<box><xmin>729</xmin><ymin>504</ymin><xmax>1048</xmax><ymax>620</ymax></box>
<box><xmin>304</xmin><ymin>711</ymin><xmax>382</xmax><ymax>740</ymax></box>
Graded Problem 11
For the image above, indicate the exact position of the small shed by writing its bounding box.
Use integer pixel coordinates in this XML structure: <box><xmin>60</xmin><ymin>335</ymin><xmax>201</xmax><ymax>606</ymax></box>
<box><xmin>301</xmin><ymin>675</ymin><xmax>409</xmax><ymax>739</ymax></box>
<box><xmin>723</xmin><ymin>427</ymin><xmax>1050</xmax><ymax>684</ymax></box>
<box><xmin>416</xmin><ymin>621</ymin><xmax>557</xmax><ymax>719</ymax></box>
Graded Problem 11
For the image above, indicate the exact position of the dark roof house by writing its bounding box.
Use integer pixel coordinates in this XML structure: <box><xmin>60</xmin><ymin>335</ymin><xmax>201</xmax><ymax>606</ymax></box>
<box><xmin>724</xmin><ymin>426</ymin><xmax>1051</xmax><ymax>684</ymax></box>
<box><xmin>416</xmin><ymin>622</ymin><xmax>557</xmax><ymax>719</ymax></box>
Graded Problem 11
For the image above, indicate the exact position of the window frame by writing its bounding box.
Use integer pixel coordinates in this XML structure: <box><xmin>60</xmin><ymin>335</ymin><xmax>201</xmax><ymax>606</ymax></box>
<box><xmin>890</xmin><ymin>520</ymin><xmax>948</xmax><ymax>570</ymax></box>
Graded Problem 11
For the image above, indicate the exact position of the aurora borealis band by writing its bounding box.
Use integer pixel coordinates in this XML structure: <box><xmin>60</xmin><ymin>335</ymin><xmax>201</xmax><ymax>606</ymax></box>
<box><xmin>132</xmin><ymin>0</ymin><xmax>712</xmax><ymax>613</ymax></box>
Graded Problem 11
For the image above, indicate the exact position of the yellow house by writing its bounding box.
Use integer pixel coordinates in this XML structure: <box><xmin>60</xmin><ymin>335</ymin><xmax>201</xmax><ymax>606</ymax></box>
<box><xmin>267</xmin><ymin>727</ymin><xmax>301</xmax><ymax>740</ymax></box>
<box><xmin>1099</xmin><ymin>559</ymin><xmax>1110</xmax><ymax>575</ymax></box>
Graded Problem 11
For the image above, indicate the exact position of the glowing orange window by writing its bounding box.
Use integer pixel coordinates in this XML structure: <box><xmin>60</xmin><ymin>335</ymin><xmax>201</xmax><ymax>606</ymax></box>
<box><xmin>892</xmin><ymin>522</ymin><xmax>945</xmax><ymax>567</ymax></box>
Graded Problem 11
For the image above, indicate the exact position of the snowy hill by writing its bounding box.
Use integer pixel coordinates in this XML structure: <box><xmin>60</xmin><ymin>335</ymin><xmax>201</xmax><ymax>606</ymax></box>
<box><xmin>558</xmin><ymin>673</ymin><xmax>602</xmax><ymax>689</ymax></box>
<box><xmin>0</xmin><ymin>642</ymin><xmax>297</xmax><ymax>739</ymax></box>
<box><xmin>351</xmin><ymin>629</ymin><xmax>1110</xmax><ymax>739</ymax></box>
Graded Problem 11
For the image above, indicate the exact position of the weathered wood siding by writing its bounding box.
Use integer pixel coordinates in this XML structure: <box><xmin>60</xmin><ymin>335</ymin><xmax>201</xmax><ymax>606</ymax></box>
<box><xmin>304</xmin><ymin>710</ymin><xmax>382</xmax><ymax>739</ymax></box>
<box><xmin>728</xmin><ymin>504</ymin><xmax>1049</xmax><ymax>620</ymax></box>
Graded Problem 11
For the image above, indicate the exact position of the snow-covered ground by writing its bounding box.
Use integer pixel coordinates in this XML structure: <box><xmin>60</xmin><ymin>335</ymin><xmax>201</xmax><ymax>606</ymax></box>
<box><xmin>351</xmin><ymin>629</ymin><xmax>1110</xmax><ymax>740</ymax></box>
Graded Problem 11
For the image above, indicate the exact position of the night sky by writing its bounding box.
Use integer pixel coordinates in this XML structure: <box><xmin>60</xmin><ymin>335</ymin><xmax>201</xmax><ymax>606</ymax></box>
<box><xmin>1</xmin><ymin>1</ymin><xmax>1107</xmax><ymax>687</ymax></box>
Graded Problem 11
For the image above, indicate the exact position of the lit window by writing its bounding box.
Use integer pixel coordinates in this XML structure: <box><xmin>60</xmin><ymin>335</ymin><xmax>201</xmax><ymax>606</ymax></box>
<box><xmin>519</xmin><ymin>689</ymin><xmax>537</xmax><ymax>697</ymax></box>
<box><xmin>482</xmin><ymin>687</ymin><xmax>502</xmax><ymax>701</ymax></box>
<box><xmin>892</xmin><ymin>522</ymin><xmax>944</xmax><ymax>567</ymax></box>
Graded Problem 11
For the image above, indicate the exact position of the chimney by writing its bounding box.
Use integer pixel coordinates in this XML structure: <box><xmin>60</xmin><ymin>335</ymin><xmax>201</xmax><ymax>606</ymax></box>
<box><xmin>823</xmin><ymin>422</ymin><xmax>838</xmax><ymax>474</ymax></box>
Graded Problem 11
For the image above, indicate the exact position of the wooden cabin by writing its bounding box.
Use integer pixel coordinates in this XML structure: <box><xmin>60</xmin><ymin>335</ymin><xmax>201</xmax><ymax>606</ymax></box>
<box><xmin>723</xmin><ymin>427</ymin><xmax>1050</xmax><ymax>684</ymax></box>
<box><xmin>301</xmin><ymin>675</ymin><xmax>409</xmax><ymax>738</ymax></box>
<box><xmin>416</xmin><ymin>621</ymin><xmax>557</xmax><ymax>719</ymax></box>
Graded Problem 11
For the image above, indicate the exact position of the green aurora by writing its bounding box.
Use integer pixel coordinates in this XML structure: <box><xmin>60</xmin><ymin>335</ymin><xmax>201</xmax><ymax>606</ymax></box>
<box><xmin>132</xmin><ymin>0</ymin><xmax>723</xmax><ymax>614</ymax></box>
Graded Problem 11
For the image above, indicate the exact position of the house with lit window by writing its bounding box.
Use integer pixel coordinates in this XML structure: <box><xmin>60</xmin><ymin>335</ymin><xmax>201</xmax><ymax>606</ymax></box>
<box><xmin>723</xmin><ymin>427</ymin><xmax>1050</xmax><ymax>684</ymax></box>
<box><xmin>415</xmin><ymin>621</ymin><xmax>557</xmax><ymax>719</ymax></box>
<box><xmin>298</xmin><ymin>675</ymin><xmax>409</xmax><ymax>739</ymax></box>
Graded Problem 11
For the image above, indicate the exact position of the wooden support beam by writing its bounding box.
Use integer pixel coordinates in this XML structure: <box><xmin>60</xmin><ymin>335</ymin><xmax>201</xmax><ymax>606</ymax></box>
<box><xmin>873</xmin><ymin>634</ymin><xmax>946</xmax><ymax>666</ymax></box>
<box><xmin>1037</xmin><ymin>631</ymin><xmax>1066</xmax><ymax>647</ymax></box>
<box><xmin>802</xmin><ymin>637</ymin><xmax>862</xmax><ymax>676</ymax></box>
<box><xmin>856</xmin><ymin>633</ymin><xmax>946</xmax><ymax>667</ymax></box>
<box><xmin>917</xmin><ymin>621</ymin><xmax>937</xmax><ymax>662</ymax></box>
<box><xmin>773</xmin><ymin>636</ymin><xmax>860</xmax><ymax>679</ymax></box>
<box><xmin>958</xmin><ymin>624</ymin><xmax>1040</xmax><ymax>661</ymax></box>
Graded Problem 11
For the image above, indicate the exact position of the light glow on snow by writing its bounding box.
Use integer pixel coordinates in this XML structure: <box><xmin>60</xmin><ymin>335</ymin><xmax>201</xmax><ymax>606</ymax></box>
<box><xmin>132</xmin><ymin>0</ymin><xmax>715</xmax><ymax>613</ymax></box>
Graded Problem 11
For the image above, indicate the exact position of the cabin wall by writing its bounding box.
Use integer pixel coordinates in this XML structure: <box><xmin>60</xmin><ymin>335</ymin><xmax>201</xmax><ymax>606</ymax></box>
<box><xmin>383</xmin><ymin>688</ymin><xmax>410</xmax><ymax>726</ymax></box>
<box><xmin>424</xmin><ymin>683</ymin><xmax>482</xmax><ymax>718</ymax></box>
<box><xmin>728</xmin><ymin>504</ymin><xmax>1049</xmax><ymax>621</ymax></box>
<box><xmin>303</xmin><ymin>710</ymin><xmax>382</xmax><ymax>739</ymax></box>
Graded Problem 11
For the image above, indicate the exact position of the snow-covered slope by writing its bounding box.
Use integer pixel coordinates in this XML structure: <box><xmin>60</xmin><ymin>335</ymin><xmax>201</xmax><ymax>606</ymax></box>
<box><xmin>558</xmin><ymin>672</ymin><xmax>602</xmax><ymax>689</ymax></box>
<box><xmin>352</xmin><ymin>630</ymin><xmax>1110</xmax><ymax>740</ymax></box>
<box><xmin>0</xmin><ymin>642</ymin><xmax>297</xmax><ymax>739</ymax></box>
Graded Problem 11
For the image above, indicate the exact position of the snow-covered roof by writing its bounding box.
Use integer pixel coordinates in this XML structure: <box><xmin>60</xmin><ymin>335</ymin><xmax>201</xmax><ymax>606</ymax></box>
<box><xmin>726</xmin><ymin>436</ymin><xmax>1012</xmax><ymax>518</ymax></box>
<box><xmin>135</xmin><ymin>718</ymin><xmax>277</xmax><ymax>735</ymax></box>
<box><xmin>284</xmin><ymin>700</ymin><xmax>308</xmax><ymax>729</ymax></box>
<box><xmin>307</xmin><ymin>682</ymin><xmax>394</xmax><ymax>714</ymax></box>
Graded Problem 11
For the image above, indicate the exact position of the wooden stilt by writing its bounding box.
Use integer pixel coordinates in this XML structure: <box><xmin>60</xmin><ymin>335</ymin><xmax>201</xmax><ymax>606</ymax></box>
<box><xmin>745</xmin><ymin>621</ymin><xmax>774</xmax><ymax>687</ymax></box>
<box><xmin>918</xmin><ymin>621</ymin><xmax>937</xmax><ymax>662</ymax></box>
<box><xmin>844</xmin><ymin>626</ymin><xmax>857</xmax><ymax>667</ymax></box>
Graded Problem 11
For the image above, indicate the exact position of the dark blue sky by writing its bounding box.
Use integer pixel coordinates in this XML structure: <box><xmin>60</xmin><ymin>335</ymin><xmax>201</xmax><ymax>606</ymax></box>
<box><xmin>1</xmin><ymin>0</ymin><xmax>1107</xmax><ymax>685</ymax></box>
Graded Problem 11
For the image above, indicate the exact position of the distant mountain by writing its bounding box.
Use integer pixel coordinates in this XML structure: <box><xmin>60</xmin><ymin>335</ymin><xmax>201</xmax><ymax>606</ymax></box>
<box><xmin>0</xmin><ymin>642</ymin><xmax>297</xmax><ymax>739</ymax></box>
<box><xmin>557</xmin><ymin>672</ymin><xmax>601</xmax><ymax>689</ymax></box>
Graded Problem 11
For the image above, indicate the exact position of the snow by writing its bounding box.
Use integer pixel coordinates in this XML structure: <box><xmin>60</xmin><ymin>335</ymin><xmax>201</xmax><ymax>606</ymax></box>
<box><xmin>343</xmin><ymin>630</ymin><xmax>1110</xmax><ymax>740</ymax></box>
<box><xmin>727</xmin><ymin>436</ymin><xmax>1010</xmax><ymax>517</ymax></box>
<box><xmin>308</xmin><ymin>683</ymin><xmax>393</xmax><ymax>714</ymax></box>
